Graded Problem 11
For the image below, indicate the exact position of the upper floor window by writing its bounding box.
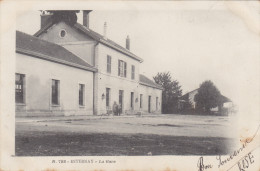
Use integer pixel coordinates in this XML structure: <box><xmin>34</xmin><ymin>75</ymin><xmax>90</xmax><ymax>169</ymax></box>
<box><xmin>60</xmin><ymin>29</ymin><xmax>66</xmax><ymax>38</ymax></box>
<box><xmin>79</xmin><ymin>84</ymin><xmax>85</xmax><ymax>106</ymax></box>
<box><xmin>131</xmin><ymin>65</ymin><xmax>135</xmax><ymax>80</ymax></box>
<box><xmin>107</xmin><ymin>55</ymin><xmax>111</xmax><ymax>73</ymax></box>
<box><xmin>15</xmin><ymin>73</ymin><xmax>25</xmax><ymax>103</ymax></box>
<box><xmin>118</xmin><ymin>60</ymin><xmax>127</xmax><ymax>77</ymax></box>
<box><xmin>52</xmin><ymin>79</ymin><xmax>60</xmax><ymax>105</ymax></box>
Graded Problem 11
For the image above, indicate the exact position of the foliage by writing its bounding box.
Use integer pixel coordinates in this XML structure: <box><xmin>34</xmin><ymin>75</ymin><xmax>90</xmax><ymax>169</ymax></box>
<box><xmin>194</xmin><ymin>80</ymin><xmax>222</xmax><ymax>113</ymax></box>
<box><xmin>153</xmin><ymin>72</ymin><xmax>182</xmax><ymax>114</ymax></box>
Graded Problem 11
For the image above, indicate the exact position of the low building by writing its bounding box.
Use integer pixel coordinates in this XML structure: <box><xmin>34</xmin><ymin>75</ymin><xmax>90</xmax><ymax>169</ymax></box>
<box><xmin>16</xmin><ymin>31</ymin><xmax>97</xmax><ymax>116</ymax></box>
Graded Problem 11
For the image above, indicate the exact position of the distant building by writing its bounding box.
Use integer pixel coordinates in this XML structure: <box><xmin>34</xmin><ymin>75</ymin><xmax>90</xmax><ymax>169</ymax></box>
<box><xmin>15</xmin><ymin>10</ymin><xmax>162</xmax><ymax>117</ymax></box>
<box><xmin>179</xmin><ymin>89</ymin><xmax>198</xmax><ymax>109</ymax></box>
<box><xmin>178</xmin><ymin>89</ymin><xmax>232</xmax><ymax>114</ymax></box>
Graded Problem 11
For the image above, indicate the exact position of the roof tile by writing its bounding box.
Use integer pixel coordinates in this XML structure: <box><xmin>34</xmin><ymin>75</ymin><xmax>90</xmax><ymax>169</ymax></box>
<box><xmin>139</xmin><ymin>74</ymin><xmax>163</xmax><ymax>90</ymax></box>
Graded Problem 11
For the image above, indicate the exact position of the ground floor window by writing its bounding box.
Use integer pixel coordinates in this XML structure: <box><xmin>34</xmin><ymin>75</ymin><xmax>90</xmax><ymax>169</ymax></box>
<box><xmin>106</xmin><ymin>88</ymin><xmax>110</xmax><ymax>107</ymax></box>
<box><xmin>15</xmin><ymin>73</ymin><xmax>25</xmax><ymax>103</ymax></box>
<box><xmin>79</xmin><ymin>84</ymin><xmax>85</xmax><ymax>106</ymax></box>
<box><xmin>51</xmin><ymin>79</ymin><xmax>60</xmax><ymax>105</ymax></box>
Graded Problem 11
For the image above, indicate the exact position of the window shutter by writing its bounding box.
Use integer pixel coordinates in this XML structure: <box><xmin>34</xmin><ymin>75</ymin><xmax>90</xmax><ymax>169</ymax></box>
<box><xmin>124</xmin><ymin>62</ymin><xmax>127</xmax><ymax>77</ymax></box>
<box><xmin>118</xmin><ymin>60</ymin><xmax>120</xmax><ymax>76</ymax></box>
<box><xmin>107</xmin><ymin>56</ymin><xmax>109</xmax><ymax>73</ymax></box>
<box><xmin>107</xmin><ymin>55</ymin><xmax>111</xmax><ymax>73</ymax></box>
<box><xmin>133</xmin><ymin>65</ymin><xmax>135</xmax><ymax>79</ymax></box>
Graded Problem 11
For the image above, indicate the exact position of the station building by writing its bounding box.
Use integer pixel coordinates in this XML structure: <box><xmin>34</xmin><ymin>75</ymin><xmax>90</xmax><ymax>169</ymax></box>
<box><xmin>16</xmin><ymin>10</ymin><xmax>162</xmax><ymax>116</ymax></box>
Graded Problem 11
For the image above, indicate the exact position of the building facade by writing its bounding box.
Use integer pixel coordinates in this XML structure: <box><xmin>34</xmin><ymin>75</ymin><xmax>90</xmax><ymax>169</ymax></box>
<box><xmin>16</xmin><ymin>10</ymin><xmax>162</xmax><ymax>116</ymax></box>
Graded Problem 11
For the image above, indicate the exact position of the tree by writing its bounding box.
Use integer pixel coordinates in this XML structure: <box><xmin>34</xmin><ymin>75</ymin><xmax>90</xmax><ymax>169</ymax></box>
<box><xmin>194</xmin><ymin>80</ymin><xmax>221</xmax><ymax>113</ymax></box>
<box><xmin>153</xmin><ymin>72</ymin><xmax>182</xmax><ymax>113</ymax></box>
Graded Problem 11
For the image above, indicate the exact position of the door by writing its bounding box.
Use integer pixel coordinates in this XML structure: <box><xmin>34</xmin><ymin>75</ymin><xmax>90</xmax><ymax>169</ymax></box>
<box><xmin>148</xmin><ymin>96</ymin><xmax>151</xmax><ymax>113</ymax></box>
<box><xmin>131</xmin><ymin>92</ymin><xmax>134</xmax><ymax>110</ymax></box>
<box><xmin>119</xmin><ymin>90</ymin><xmax>124</xmax><ymax>114</ymax></box>
<box><xmin>156</xmin><ymin>97</ymin><xmax>158</xmax><ymax>111</ymax></box>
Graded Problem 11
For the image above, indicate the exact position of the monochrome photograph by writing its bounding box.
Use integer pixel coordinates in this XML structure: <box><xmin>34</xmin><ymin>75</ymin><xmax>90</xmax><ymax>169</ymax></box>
<box><xmin>1</xmin><ymin>1</ymin><xmax>260</xmax><ymax>171</ymax></box>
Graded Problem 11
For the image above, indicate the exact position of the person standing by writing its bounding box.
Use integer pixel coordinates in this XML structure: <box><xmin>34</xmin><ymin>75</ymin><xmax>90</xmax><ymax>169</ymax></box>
<box><xmin>112</xmin><ymin>101</ymin><xmax>118</xmax><ymax>116</ymax></box>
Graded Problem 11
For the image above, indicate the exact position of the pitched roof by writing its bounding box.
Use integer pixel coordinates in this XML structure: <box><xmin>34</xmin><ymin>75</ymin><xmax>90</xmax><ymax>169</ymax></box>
<box><xmin>16</xmin><ymin>31</ymin><xmax>97</xmax><ymax>72</ymax></box>
<box><xmin>180</xmin><ymin>89</ymin><xmax>199</xmax><ymax>100</ymax></box>
<box><xmin>139</xmin><ymin>74</ymin><xmax>163</xmax><ymax>90</ymax></box>
<box><xmin>220</xmin><ymin>95</ymin><xmax>231</xmax><ymax>103</ymax></box>
<box><xmin>180</xmin><ymin>88</ymin><xmax>231</xmax><ymax>103</ymax></box>
<box><xmin>34</xmin><ymin>22</ymin><xmax>143</xmax><ymax>62</ymax></box>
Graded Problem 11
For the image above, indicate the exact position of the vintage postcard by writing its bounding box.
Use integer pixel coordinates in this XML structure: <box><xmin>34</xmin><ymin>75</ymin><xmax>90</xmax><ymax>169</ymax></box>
<box><xmin>0</xmin><ymin>1</ymin><xmax>259</xmax><ymax>171</ymax></box>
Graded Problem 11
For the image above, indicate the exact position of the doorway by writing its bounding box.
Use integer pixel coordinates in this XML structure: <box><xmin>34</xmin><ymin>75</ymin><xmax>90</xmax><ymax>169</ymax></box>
<box><xmin>119</xmin><ymin>90</ymin><xmax>124</xmax><ymax>114</ymax></box>
<box><xmin>131</xmin><ymin>92</ymin><xmax>134</xmax><ymax>110</ymax></box>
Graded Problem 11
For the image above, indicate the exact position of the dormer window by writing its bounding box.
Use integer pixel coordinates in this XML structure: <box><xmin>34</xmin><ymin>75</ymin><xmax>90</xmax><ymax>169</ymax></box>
<box><xmin>60</xmin><ymin>29</ymin><xmax>66</xmax><ymax>38</ymax></box>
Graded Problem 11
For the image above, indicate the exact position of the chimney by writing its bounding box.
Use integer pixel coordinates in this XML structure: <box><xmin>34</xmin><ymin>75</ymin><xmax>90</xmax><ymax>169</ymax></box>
<box><xmin>83</xmin><ymin>10</ymin><xmax>92</xmax><ymax>28</ymax></box>
<box><xmin>126</xmin><ymin>35</ymin><xmax>130</xmax><ymax>50</ymax></box>
<box><xmin>40</xmin><ymin>11</ymin><xmax>53</xmax><ymax>29</ymax></box>
<box><xmin>103</xmin><ymin>22</ymin><xmax>107</xmax><ymax>39</ymax></box>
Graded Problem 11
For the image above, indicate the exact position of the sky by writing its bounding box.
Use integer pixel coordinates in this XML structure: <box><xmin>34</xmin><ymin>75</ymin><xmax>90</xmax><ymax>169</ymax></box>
<box><xmin>16</xmin><ymin>2</ymin><xmax>260</xmax><ymax>107</ymax></box>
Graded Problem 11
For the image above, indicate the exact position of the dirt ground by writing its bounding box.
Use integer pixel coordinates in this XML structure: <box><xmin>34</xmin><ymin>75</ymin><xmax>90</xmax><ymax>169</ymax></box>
<box><xmin>15</xmin><ymin>114</ymin><xmax>237</xmax><ymax>156</ymax></box>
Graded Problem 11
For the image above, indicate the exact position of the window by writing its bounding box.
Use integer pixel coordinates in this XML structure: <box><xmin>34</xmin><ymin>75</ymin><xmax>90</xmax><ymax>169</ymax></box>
<box><xmin>60</xmin><ymin>29</ymin><xmax>66</xmax><ymax>38</ymax></box>
<box><xmin>106</xmin><ymin>88</ymin><xmax>110</xmax><ymax>107</ymax></box>
<box><xmin>131</xmin><ymin>92</ymin><xmax>134</xmax><ymax>109</ymax></box>
<box><xmin>118</xmin><ymin>60</ymin><xmax>127</xmax><ymax>77</ymax></box>
<box><xmin>15</xmin><ymin>73</ymin><xmax>25</xmax><ymax>103</ymax></box>
<box><xmin>140</xmin><ymin>94</ymin><xmax>143</xmax><ymax>108</ymax></box>
<box><xmin>107</xmin><ymin>55</ymin><xmax>111</xmax><ymax>73</ymax></box>
<box><xmin>131</xmin><ymin>65</ymin><xmax>135</xmax><ymax>80</ymax></box>
<box><xmin>79</xmin><ymin>84</ymin><xmax>85</xmax><ymax>106</ymax></box>
<box><xmin>156</xmin><ymin>97</ymin><xmax>159</xmax><ymax>110</ymax></box>
<box><xmin>148</xmin><ymin>95</ymin><xmax>151</xmax><ymax>113</ymax></box>
<box><xmin>124</xmin><ymin>62</ymin><xmax>127</xmax><ymax>77</ymax></box>
<box><xmin>51</xmin><ymin>79</ymin><xmax>60</xmax><ymax>105</ymax></box>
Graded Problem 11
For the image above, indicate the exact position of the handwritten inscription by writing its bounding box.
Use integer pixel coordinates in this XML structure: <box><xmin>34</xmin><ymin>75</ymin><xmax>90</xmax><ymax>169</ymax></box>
<box><xmin>197</xmin><ymin>157</ymin><xmax>213</xmax><ymax>171</ymax></box>
<box><xmin>216</xmin><ymin>136</ymin><xmax>253</xmax><ymax>168</ymax></box>
<box><xmin>237</xmin><ymin>152</ymin><xmax>254</xmax><ymax>171</ymax></box>
<box><xmin>196</xmin><ymin>124</ymin><xmax>259</xmax><ymax>171</ymax></box>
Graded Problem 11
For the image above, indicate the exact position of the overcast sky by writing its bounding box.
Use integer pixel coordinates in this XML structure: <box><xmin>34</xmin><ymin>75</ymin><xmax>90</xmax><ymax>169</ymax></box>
<box><xmin>16</xmin><ymin>2</ymin><xmax>260</xmax><ymax>107</ymax></box>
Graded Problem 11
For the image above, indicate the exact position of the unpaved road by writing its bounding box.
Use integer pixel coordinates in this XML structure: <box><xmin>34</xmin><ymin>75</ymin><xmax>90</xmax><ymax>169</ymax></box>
<box><xmin>16</xmin><ymin>114</ymin><xmax>237</xmax><ymax>156</ymax></box>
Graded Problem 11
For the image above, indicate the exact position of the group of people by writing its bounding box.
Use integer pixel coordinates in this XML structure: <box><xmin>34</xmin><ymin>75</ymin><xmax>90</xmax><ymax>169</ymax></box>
<box><xmin>112</xmin><ymin>101</ymin><xmax>121</xmax><ymax>116</ymax></box>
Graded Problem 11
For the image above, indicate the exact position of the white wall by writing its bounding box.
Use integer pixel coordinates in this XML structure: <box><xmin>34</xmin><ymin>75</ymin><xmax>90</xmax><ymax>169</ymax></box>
<box><xmin>188</xmin><ymin>90</ymin><xmax>198</xmax><ymax>109</ymax></box>
<box><xmin>38</xmin><ymin>22</ymin><xmax>92</xmax><ymax>43</ymax></box>
<box><xmin>62</xmin><ymin>43</ymin><xmax>96</xmax><ymax>66</ymax></box>
<box><xmin>139</xmin><ymin>84</ymin><xmax>162</xmax><ymax>114</ymax></box>
<box><xmin>16</xmin><ymin>53</ymin><xmax>94</xmax><ymax>116</ymax></box>
<box><xmin>97</xmin><ymin>43</ymin><xmax>140</xmax><ymax>79</ymax></box>
<box><xmin>38</xmin><ymin>22</ymin><xmax>96</xmax><ymax>65</ymax></box>
<box><xmin>95</xmin><ymin>44</ymin><xmax>141</xmax><ymax>114</ymax></box>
